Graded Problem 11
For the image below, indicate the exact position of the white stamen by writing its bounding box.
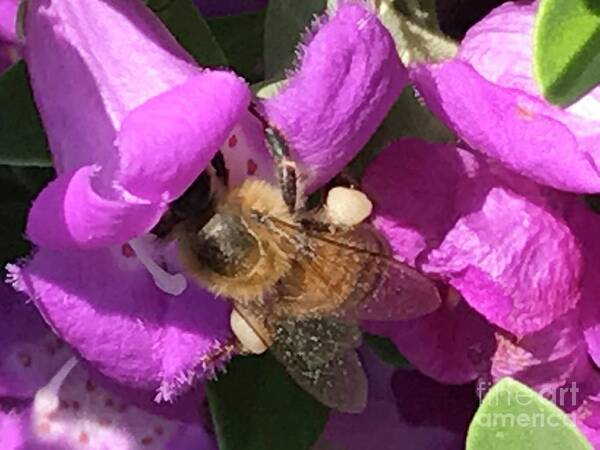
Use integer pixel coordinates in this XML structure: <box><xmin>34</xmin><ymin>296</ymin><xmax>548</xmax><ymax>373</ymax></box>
<box><xmin>129</xmin><ymin>238</ymin><xmax>187</xmax><ymax>296</ymax></box>
<box><xmin>34</xmin><ymin>357</ymin><xmax>78</xmax><ymax>415</ymax></box>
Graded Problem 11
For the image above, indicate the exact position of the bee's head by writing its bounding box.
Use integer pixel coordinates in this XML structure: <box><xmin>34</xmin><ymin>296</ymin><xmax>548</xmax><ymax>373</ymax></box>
<box><xmin>186</xmin><ymin>212</ymin><xmax>260</xmax><ymax>277</ymax></box>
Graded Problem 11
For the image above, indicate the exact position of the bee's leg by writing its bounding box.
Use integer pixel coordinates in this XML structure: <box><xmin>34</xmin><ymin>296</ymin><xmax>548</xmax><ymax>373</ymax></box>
<box><xmin>264</xmin><ymin>127</ymin><xmax>298</xmax><ymax>214</ymax></box>
<box><xmin>248</xmin><ymin>101</ymin><xmax>299</xmax><ymax>213</ymax></box>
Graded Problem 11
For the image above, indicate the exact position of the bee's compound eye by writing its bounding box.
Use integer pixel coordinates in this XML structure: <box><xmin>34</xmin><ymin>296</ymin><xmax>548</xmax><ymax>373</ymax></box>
<box><xmin>230</xmin><ymin>309</ymin><xmax>268</xmax><ymax>354</ymax></box>
<box><xmin>326</xmin><ymin>186</ymin><xmax>373</xmax><ymax>226</ymax></box>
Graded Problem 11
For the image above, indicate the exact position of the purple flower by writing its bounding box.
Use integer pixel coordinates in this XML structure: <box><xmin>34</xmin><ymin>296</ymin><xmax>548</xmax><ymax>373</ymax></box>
<box><xmin>411</xmin><ymin>1</ymin><xmax>600</xmax><ymax>193</ymax></box>
<box><xmin>489</xmin><ymin>304</ymin><xmax>600</xmax><ymax>442</ymax></box>
<box><xmin>363</xmin><ymin>139</ymin><xmax>581</xmax><ymax>344</ymax></box>
<box><xmin>9</xmin><ymin>0</ymin><xmax>249</xmax><ymax>401</ymax></box>
<box><xmin>23</xmin><ymin>0</ymin><xmax>250</xmax><ymax>249</ymax></box>
<box><xmin>317</xmin><ymin>349</ymin><xmax>477</xmax><ymax>450</ymax></box>
<box><xmin>9</xmin><ymin>0</ymin><xmax>406</xmax><ymax>401</ymax></box>
<box><xmin>358</xmin><ymin>137</ymin><xmax>600</xmax><ymax>441</ymax></box>
<box><xmin>491</xmin><ymin>310</ymin><xmax>594</xmax><ymax>400</ymax></box>
<box><xmin>0</xmin><ymin>0</ymin><xmax>19</xmax><ymax>71</ymax></box>
<box><xmin>0</xmin><ymin>0</ymin><xmax>17</xmax><ymax>43</ymax></box>
<box><xmin>0</xmin><ymin>286</ymin><xmax>216</xmax><ymax>449</ymax></box>
<box><xmin>484</xmin><ymin>304</ymin><xmax>600</xmax><ymax>442</ymax></box>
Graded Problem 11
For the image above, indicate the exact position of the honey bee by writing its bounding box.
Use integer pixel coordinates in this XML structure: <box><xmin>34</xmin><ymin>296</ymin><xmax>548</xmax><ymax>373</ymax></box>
<box><xmin>153</xmin><ymin>108</ymin><xmax>441</xmax><ymax>412</ymax></box>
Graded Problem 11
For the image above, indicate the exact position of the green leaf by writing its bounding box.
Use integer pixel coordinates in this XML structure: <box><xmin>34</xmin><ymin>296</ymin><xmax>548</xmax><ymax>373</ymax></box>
<box><xmin>0</xmin><ymin>166</ymin><xmax>54</xmax><ymax>266</ymax></box>
<box><xmin>0</xmin><ymin>62</ymin><xmax>51</xmax><ymax>167</ymax></box>
<box><xmin>207</xmin><ymin>9</ymin><xmax>266</xmax><ymax>82</ymax></box>
<box><xmin>207</xmin><ymin>353</ymin><xmax>329</xmax><ymax>450</ymax></box>
<box><xmin>264</xmin><ymin>0</ymin><xmax>327</xmax><ymax>78</ymax></box>
<box><xmin>147</xmin><ymin>0</ymin><xmax>227</xmax><ymax>67</ymax></box>
<box><xmin>374</xmin><ymin>0</ymin><xmax>458</xmax><ymax>65</ymax></box>
<box><xmin>252</xmin><ymin>78</ymin><xmax>286</xmax><ymax>99</ymax></box>
<box><xmin>363</xmin><ymin>333</ymin><xmax>409</xmax><ymax>368</ymax></box>
<box><xmin>349</xmin><ymin>86</ymin><xmax>454</xmax><ymax>177</ymax></box>
<box><xmin>534</xmin><ymin>0</ymin><xmax>600</xmax><ymax>106</ymax></box>
<box><xmin>466</xmin><ymin>378</ymin><xmax>592</xmax><ymax>450</ymax></box>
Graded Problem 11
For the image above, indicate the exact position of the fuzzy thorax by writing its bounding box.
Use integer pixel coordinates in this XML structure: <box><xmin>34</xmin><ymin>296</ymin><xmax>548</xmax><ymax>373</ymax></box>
<box><xmin>178</xmin><ymin>178</ymin><xmax>295</xmax><ymax>303</ymax></box>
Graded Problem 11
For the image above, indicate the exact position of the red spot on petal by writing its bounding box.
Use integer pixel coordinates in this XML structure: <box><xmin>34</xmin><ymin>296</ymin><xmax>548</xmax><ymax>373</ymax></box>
<box><xmin>17</xmin><ymin>352</ymin><xmax>31</xmax><ymax>368</ymax></box>
<box><xmin>60</xmin><ymin>399</ymin><xmax>70</xmax><ymax>409</ymax></box>
<box><xmin>141</xmin><ymin>436</ymin><xmax>154</xmax><ymax>446</ymax></box>
<box><xmin>246</xmin><ymin>159</ymin><xmax>257</xmax><ymax>175</ymax></box>
<box><xmin>86</xmin><ymin>379</ymin><xmax>97</xmax><ymax>392</ymax></box>
<box><xmin>99</xmin><ymin>417</ymin><xmax>112</xmax><ymax>426</ymax></box>
<box><xmin>117</xmin><ymin>403</ymin><xmax>128</xmax><ymax>413</ymax></box>
<box><xmin>154</xmin><ymin>425</ymin><xmax>164</xmax><ymax>436</ymax></box>
<box><xmin>79</xmin><ymin>431</ymin><xmax>90</xmax><ymax>444</ymax></box>
<box><xmin>228</xmin><ymin>135</ymin><xmax>238</xmax><ymax>148</ymax></box>
<box><xmin>46</xmin><ymin>409</ymin><xmax>60</xmax><ymax>420</ymax></box>
<box><xmin>46</xmin><ymin>343</ymin><xmax>56</xmax><ymax>356</ymax></box>
<box><xmin>105</xmin><ymin>398</ymin><xmax>115</xmax><ymax>408</ymax></box>
<box><xmin>55</xmin><ymin>339</ymin><xmax>65</xmax><ymax>349</ymax></box>
<box><xmin>516</xmin><ymin>103</ymin><xmax>534</xmax><ymax>121</ymax></box>
<box><xmin>121</xmin><ymin>243</ymin><xmax>135</xmax><ymax>258</ymax></box>
<box><xmin>72</xmin><ymin>400</ymin><xmax>81</xmax><ymax>411</ymax></box>
<box><xmin>38</xmin><ymin>421</ymin><xmax>51</xmax><ymax>434</ymax></box>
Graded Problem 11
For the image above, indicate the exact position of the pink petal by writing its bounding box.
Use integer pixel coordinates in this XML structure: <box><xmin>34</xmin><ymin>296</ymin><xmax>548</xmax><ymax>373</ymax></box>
<box><xmin>0</xmin><ymin>0</ymin><xmax>17</xmax><ymax>43</ymax></box>
<box><xmin>565</xmin><ymin>198</ymin><xmax>600</xmax><ymax>371</ymax></box>
<box><xmin>26</xmin><ymin>166</ymin><xmax>167</xmax><ymax>249</ymax></box>
<box><xmin>572</xmin><ymin>391</ymin><xmax>600</xmax><ymax>447</ymax></box>
<box><xmin>9</xmin><ymin>247</ymin><xmax>233</xmax><ymax>399</ymax></box>
<box><xmin>24</xmin><ymin>0</ymin><xmax>198</xmax><ymax>173</ymax></box>
<box><xmin>365</xmin><ymin>299</ymin><xmax>495</xmax><ymax>384</ymax></box>
<box><xmin>116</xmin><ymin>72</ymin><xmax>250</xmax><ymax>203</ymax></box>
<box><xmin>0</xmin><ymin>408</ymin><xmax>25</xmax><ymax>450</ymax></box>
<box><xmin>363</xmin><ymin>139</ymin><xmax>582</xmax><ymax>337</ymax></box>
<box><xmin>411</xmin><ymin>1</ymin><xmax>600</xmax><ymax>192</ymax></box>
<box><xmin>7</xmin><ymin>364</ymin><xmax>216</xmax><ymax>449</ymax></box>
<box><xmin>0</xmin><ymin>286</ymin><xmax>71</xmax><ymax>398</ymax></box>
<box><xmin>491</xmin><ymin>310</ymin><xmax>593</xmax><ymax>408</ymax></box>
<box><xmin>24</xmin><ymin>0</ymin><xmax>249</xmax><ymax>248</ymax></box>
<box><xmin>264</xmin><ymin>1</ymin><xmax>407</xmax><ymax>189</ymax></box>
<box><xmin>319</xmin><ymin>350</ymin><xmax>474</xmax><ymax>450</ymax></box>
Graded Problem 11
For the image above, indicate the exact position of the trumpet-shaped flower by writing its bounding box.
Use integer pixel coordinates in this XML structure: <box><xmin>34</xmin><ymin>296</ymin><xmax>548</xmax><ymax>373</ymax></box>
<box><xmin>411</xmin><ymin>1</ymin><xmax>600</xmax><ymax>193</ymax></box>
<box><xmin>0</xmin><ymin>286</ymin><xmax>216</xmax><ymax>450</ymax></box>
<box><xmin>9</xmin><ymin>0</ymin><xmax>406</xmax><ymax>401</ymax></box>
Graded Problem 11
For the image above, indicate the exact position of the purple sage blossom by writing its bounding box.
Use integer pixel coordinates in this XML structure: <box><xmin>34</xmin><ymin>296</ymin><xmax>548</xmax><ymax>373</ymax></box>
<box><xmin>317</xmin><ymin>349</ymin><xmax>476</xmax><ymax>450</ymax></box>
<box><xmin>0</xmin><ymin>0</ymin><xmax>17</xmax><ymax>44</ymax></box>
<box><xmin>358</xmin><ymin>138</ymin><xmax>600</xmax><ymax>441</ymax></box>
<box><xmin>411</xmin><ymin>1</ymin><xmax>600</xmax><ymax>193</ymax></box>
<box><xmin>0</xmin><ymin>0</ymin><xmax>19</xmax><ymax>71</ymax></box>
<box><xmin>363</xmin><ymin>139</ymin><xmax>582</xmax><ymax>345</ymax></box>
<box><xmin>8</xmin><ymin>0</ymin><xmax>406</xmax><ymax>402</ymax></box>
<box><xmin>0</xmin><ymin>286</ymin><xmax>216</xmax><ymax>449</ymax></box>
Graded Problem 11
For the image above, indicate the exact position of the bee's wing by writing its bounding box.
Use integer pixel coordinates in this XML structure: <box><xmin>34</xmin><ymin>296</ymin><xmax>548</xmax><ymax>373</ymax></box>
<box><xmin>268</xmin><ymin>316</ymin><xmax>367</xmax><ymax>413</ymax></box>
<box><xmin>287</xmin><ymin>219</ymin><xmax>442</xmax><ymax>322</ymax></box>
<box><xmin>356</xmin><ymin>257</ymin><xmax>442</xmax><ymax>321</ymax></box>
